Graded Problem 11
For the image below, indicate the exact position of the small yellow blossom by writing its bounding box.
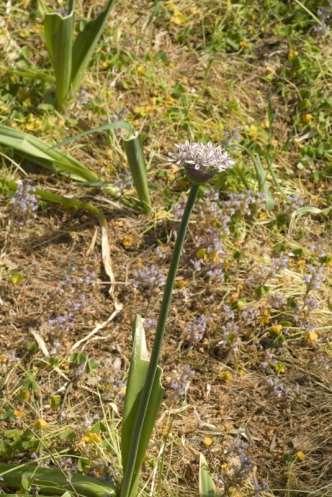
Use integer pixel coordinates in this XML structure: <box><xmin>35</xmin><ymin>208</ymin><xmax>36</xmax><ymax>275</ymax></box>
<box><xmin>24</xmin><ymin>114</ymin><xmax>43</xmax><ymax>132</ymax></box>
<box><xmin>296</xmin><ymin>451</ymin><xmax>305</xmax><ymax>461</ymax></box>
<box><xmin>219</xmin><ymin>370</ymin><xmax>233</xmax><ymax>382</ymax></box>
<box><xmin>296</xmin><ymin>259</ymin><xmax>306</xmax><ymax>271</ymax></box>
<box><xmin>20</xmin><ymin>389</ymin><xmax>31</xmax><ymax>402</ymax></box>
<box><xmin>248</xmin><ymin>124</ymin><xmax>258</xmax><ymax>140</ymax></box>
<box><xmin>274</xmin><ymin>362</ymin><xmax>286</xmax><ymax>374</ymax></box>
<box><xmin>303</xmin><ymin>113</ymin><xmax>313</xmax><ymax>124</ymax></box>
<box><xmin>82</xmin><ymin>432</ymin><xmax>102</xmax><ymax>444</ymax></box>
<box><xmin>288</xmin><ymin>49</ymin><xmax>298</xmax><ymax>60</ymax></box>
<box><xmin>271</xmin><ymin>324</ymin><xmax>283</xmax><ymax>336</ymax></box>
<box><xmin>167</xmin><ymin>1</ymin><xmax>188</xmax><ymax>25</ymax></box>
<box><xmin>306</xmin><ymin>330</ymin><xmax>318</xmax><ymax>344</ymax></box>
<box><xmin>260</xmin><ymin>309</ymin><xmax>271</xmax><ymax>325</ymax></box>
<box><xmin>175</xmin><ymin>277</ymin><xmax>189</xmax><ymax>289</ymax></box>
<box><xmin>0</xmin><ymin>354</ymin><xmax>8</xmax><ymax>364</ymax></box>
<box><xmin>203</xmin><ymin>436</ymin><xmax>214</xmax><ymax>447</ymax></box>
<box><xmin>14</xmin><ymin>409</ymin><xmax>25</xmax><ymax>419</ymax></box>
<box><xmin>120</xmin><ymin>234</ymin><xmax>138</xmax><ymax>250</ymax></box>
<box><xmin>35</xmin><ymin>418</ymin><xmax>48</xmax><ymax>430</ymax></box>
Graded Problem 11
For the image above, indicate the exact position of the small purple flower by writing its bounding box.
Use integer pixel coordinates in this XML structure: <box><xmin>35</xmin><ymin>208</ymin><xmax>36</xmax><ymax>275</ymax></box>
<box><xmin>221</xmin><ymin>304</ymin><xmax>235</xmax><ymax>322</ymax></box>
<box><xmin>171</xmin><ymin>198</ymin><xmax>186</xmax><ymax>220</ymax></box>
<box><xmin>48</xmin><ymin>313</ymin><xmax>74</xmax><ymax>329</ymax></box>
<box><xmin>191</xmin><ymin>259</ymin><xmax>203</xmax><ymax>272</ymax></box>
<box><xmin>133</xmin><ymin>265</ymin><xmax>165</xmax><ymax>292</ymax></box>
<box><xmin>170</xmin><ymin>365</ymin><xmax>194</xmax><ymax>396</ymax></box>
<box><xmin>314</xmin><ymin>3</ymin><xmax>332</xmax><ymax>35</ymax></box>
<box><xmin>266</xmin><ymin>376</ymin><xmax>288</xmax><ymax>399</ymax></box>
<box><xmin>10</xmin><ymin>180</ymin><xmax>38</xmax><ymax>221</ymax></box>
<box><xmin>193</xmin><ymin>228</ymin><xmax>225</xmax><ymax>280</ymax></box>
<box><xmin>206</xmin><ymin>266</ymin><xmax>224</xmax><ymax>281</ymax></box>
<box><xmin>287</xmin><ymin>194</ymin><xmax>305</xmax><ymax>208</ymax></box>
<box><xmin>304</xmin><ymin>295</ymin><xmax>319</xmax><ymax>310</ymax></box>
<box><xmin>240</xmin><ymin>306</ymin><xmax>259</xmax><ymax>324</ymax></box>
<box><xmin>272</xmin><ymin>255</ymin><xmax>289</xmax><ymax>272</ymax></box>
<box><xmin>303</xmin><ymin>265</ymin><xmax>325</xmax><ymax>290</ymax></box>
<box><xmin>268</xmin><ymin>293</ymin><xmax>287</xmax><ymax>309</ymax></box>
<box><xmin>187</xmin><ymin>315</ymin><xmax>207</xmax><ymax>343</ymax></box>
<box><xmin>143</xmin><ymin>318</ymin><xmax>157</xmax><ymax>330</ymax></box>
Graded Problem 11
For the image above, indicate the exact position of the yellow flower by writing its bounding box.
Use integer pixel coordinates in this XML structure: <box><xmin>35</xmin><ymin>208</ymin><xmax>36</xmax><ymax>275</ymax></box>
<box><xmin>306</xmin><ymin>330</ymin><xmax>318</xmax><ymax>344</ymax></box>
<box><xmin>35</xmin><ymin>418</ymin><xmax>48</xmax><ymax>430</ymax></box>
<box><xmin>260</xmin><ymin>308</ymin><xmax>271</xmax><ymax>325</ymax></box>
<box><xmin>303</xmin><ymin>113</ymin><xmax>313</xmax><ymax>124</ymax></box>
<box><xmin>248</xmin><ymin>124</ymin><xmax>258</xmax><ymax>140</ymax></box>
<box><xmin>203</xmin><ymin>436</ymin><xmax>214</xmax><ymax>447</ymax></box>
<box><xmin>296</xmin><ymin>450</ymin><xmax>305</xmax><ymax>461</ymax></box>
<box><xmin>288</xmin><ymin>49</ymin><xmax>298</xmax><ymax>60</ymax></box>
<box><xmin>120</xmin><ymin>234</ymin><xmax>138</xmax><ymax>250</ymax></box>
<box><xmin>14</xmin><ymin>409</ymin><xmax>25</xmax><ymax>419</ymax></box>
<box><xmin>82</xmin><ymin>431</ymin><xmax>102</xmax><ymax>444</ymax></box>
<box><xmin>219</xmin><ymin>370</ymin><xmax>233</xmax><ymax>382</ymax></box>
<box><xmin>271</xmin><ymin>324</ymin><xmax>283</xmax><ymax>336</ymax></box>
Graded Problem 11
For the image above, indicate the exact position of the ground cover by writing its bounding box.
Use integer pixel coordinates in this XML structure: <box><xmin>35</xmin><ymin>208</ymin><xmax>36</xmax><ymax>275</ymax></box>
<box><xmin>0</xmin><ymin>1</ymin><xmax>331</xmax><ymax>496</ymax></box>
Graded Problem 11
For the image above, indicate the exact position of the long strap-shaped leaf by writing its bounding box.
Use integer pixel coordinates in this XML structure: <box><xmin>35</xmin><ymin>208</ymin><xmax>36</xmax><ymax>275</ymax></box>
<box><xmin>0</xmin><ymin>176</ymin><xmax>99</xmax><ymax>217</ymax></box>
<box><xmin>123</xmin><ymin>134</ymin><xmax>151</xmax><ymax>213</ymax></box>
<box><xmin>121</xmin><ymin>316</ymin><xmax>164</xmax><ymax>497</ymax></box>
<box><xmin>0</xmin><ymin>463</ymin><xmax>116</xmax><ymax>497</ymax></box>
<box><xmin>0</xmin><ymin>125</ymin><xmax>99</xmax><ymax>183</ymax></box>
<box><xmin>44</xmin><ymin>4</ymin><xmax>75</xmax><ymax>109</ymax></box>
<box><xmin>70</xmin><ymin>0</ymin><xmax>115</xmax><ymax>98</ymax></box>
<box><xmin>199</xmin><ymin>454</ymin><xmax>218</xmax><ymax>497</ymax></box>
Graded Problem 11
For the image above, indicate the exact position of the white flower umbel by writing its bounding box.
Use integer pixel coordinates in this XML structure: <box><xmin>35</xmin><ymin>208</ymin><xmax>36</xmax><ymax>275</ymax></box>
<box><xmin>169</xmin><ymin>141</ymin><xmax>234</xmax><ymax>183</ymax></box>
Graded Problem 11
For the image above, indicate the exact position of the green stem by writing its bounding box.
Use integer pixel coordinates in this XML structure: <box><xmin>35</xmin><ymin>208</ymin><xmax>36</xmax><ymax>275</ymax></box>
<box><xmin>120</xmin><ymin>184</ymin><xmax>199</xmax><ymax>497</ymax></box>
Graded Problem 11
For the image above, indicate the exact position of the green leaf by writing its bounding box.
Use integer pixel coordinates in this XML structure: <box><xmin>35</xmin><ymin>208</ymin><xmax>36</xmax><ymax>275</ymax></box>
<box><xmin>123</xmin><ymin>134</ymin><xmax>151</xmax><ymax>213</ymax></box>
<box><xmin>0</xmin><ymin>463</ymin><xmax>116</xmax><ymax>497</ymax></box>
<box><xmin>252</xmin><ymin>154</ymin><xmax>274</xmax><ymax>211</ymax></box>
<box><xmin>0</xmin><ymin>125</ymin><xmax>99</xmax><ymax>183</ymax></box>
<box><xmin>121</xmin><ymin>316</ymin><xmax>164</xmax><ymax>497</ymax></box>
<box><xmin>61</xmin><ymin>492</ymin><xmax>73</xmax><ymax>497</ymax></box>
<box><xmin>199</xmin><ymin>454</ymin><xmax>218</xmax><ymax>497</ymax></box>
<box><xmin>21</xmin><ymin>473</ymin><xmax>32</xmax><ymax>492</ymax></box>
<box><xmin>0</xmin><ymin>176</ymin><xmax>101</xmax><ymax>218</ymax></box>
<box><xmin>70</xmin><ymin>0</ymin><xmax>115</xmax><ymax>97</ymax></box>
<box><xmin>44</xmin><ymin>7</ymin><xmax>75</xmax><ymax>109</ymax></box>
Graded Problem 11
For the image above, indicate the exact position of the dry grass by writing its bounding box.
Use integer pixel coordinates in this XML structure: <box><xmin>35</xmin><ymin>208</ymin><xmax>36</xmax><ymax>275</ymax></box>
<box><xmin>0</xmin><ymin>1</ymin><xmax>331</xmax><ymax>497</ymax></box>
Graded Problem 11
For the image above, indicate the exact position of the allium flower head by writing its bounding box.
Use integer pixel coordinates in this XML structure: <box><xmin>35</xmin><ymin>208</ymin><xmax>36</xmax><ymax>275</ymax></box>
<box><xmin>169</xmin><ymin>141</ymin><xmax>234</xmax><ymax>183</ymax></box>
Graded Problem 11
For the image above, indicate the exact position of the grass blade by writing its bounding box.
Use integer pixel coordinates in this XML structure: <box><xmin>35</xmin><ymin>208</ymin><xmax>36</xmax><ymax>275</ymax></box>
<box><xmin>44</xmin><ymin>8</ymin><xmax>75</xmax><ymax>109</ymax></box>
<box><xmin>70</xmin><ymin>0</ymin><xmax>116</xmax><ymax>98</ymax></box>
<box><xmin>123</xmin><ymin>134</ymin><xmax>151</xmax><ymax>213</ymax></box>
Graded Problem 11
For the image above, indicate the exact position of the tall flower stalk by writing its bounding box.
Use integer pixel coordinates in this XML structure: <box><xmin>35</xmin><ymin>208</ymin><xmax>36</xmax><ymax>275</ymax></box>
<box><xmin>120</xmin><ymin>142</ymin><xmax>234</xmax><ymax>497</ymax></box>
